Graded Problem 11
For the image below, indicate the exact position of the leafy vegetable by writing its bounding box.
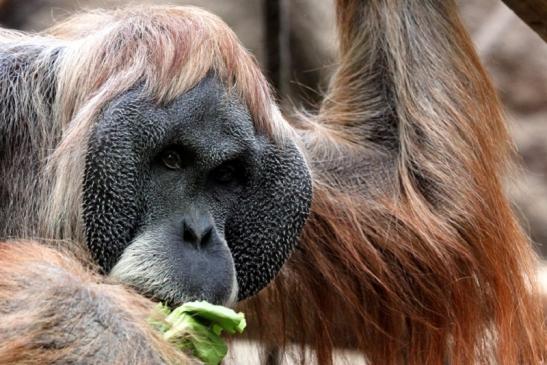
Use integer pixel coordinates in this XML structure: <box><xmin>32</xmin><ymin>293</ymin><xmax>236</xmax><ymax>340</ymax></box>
<box><xmin>149</xmin><ymin>301</ymin><xmax>246</xmax><ymax>365</ymax></box>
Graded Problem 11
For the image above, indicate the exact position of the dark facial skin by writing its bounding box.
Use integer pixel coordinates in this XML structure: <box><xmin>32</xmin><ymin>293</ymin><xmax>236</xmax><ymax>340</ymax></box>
<box><xmin>83</xmin><ymin>75</ymin><xmax>312</xmax><ymax>305</ymax></box>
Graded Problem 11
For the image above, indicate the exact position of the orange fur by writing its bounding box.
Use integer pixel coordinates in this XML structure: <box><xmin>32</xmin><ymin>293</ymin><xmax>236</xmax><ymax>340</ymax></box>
<box><xmin>0</xmin><ymin>241</ymin><xmax>193</xmax><ymax>364</ymax></box>
<box><xmin>243</xmin><ymin>1</ymin><xmax>545</xmax><ymax>364</ymax></box>
<box><xmin>0</xmin><ymin>2</ymin><xmax>543</xmax><ymax>364</ymax></box>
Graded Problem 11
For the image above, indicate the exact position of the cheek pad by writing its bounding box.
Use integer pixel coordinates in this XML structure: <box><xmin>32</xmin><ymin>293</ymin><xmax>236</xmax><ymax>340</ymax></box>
<box><xmin>225</xmin><ymin>142</ymin><xmax>312</xmax><ymax>300</ymax></box>
<box><xmin>83</xmin><ymin>97</ymin><xmax>163</xmax><ymax>272</ymax></box>
<box><xmin>83</xmin><ymin>125</ymin><xmax>148</xmax><ymax>272</ymax></box>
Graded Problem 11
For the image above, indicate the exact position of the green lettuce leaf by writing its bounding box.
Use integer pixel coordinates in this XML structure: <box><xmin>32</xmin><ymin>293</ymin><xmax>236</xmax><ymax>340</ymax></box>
<box><xmin>149</xmin><ymin>301</ymin><xmax>246</xmax><ymax>365</ymax></box>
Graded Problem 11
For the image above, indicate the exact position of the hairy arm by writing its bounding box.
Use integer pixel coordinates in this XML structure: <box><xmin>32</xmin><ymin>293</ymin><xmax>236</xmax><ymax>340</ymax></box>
<box><xmin>246</xmin><ymin>1</ymin><xmax>543</xmax><ymax>364</ymax></box>
<box><xmin>309</xmin><ymin>0</ymin><xmax>509</xmax><ymax>193</ymax></box>
<box><xmin>0</xmin><ymin>242</ymin><xmax>192</xmax><ymax>365</ymax></box>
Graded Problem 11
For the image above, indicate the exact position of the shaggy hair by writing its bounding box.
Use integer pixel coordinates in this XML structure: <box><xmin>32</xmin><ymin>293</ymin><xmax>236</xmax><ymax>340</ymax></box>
<box><xmin>0</xmin><ymin>1</ymin><xmax>543</xmax><ymax>364</ymax></box>
<box><xmin>0</xmin><ymin>241</ymin><xmax>194</xmax><ymax>364</ymax></box>
<box><xmin>0</xmin><ymin>6</ymin><xmax>289</xmax><ymax>243</ymax></box>
<box><xmin>244</xmin><ymin>1</ymin><xmax>544</xmax><ymax>364</ymax></box>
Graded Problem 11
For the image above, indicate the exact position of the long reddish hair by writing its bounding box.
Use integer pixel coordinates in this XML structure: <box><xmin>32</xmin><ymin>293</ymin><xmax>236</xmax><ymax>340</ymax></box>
<box><xmin>0</xmin><ymin>2</ymin><xmax>543</xmax><ymax>364</ymax></box>
<box><xmin>242</xmin><ymin>1</ymin><xmax>545</xmax><ymax>364</ymax></box>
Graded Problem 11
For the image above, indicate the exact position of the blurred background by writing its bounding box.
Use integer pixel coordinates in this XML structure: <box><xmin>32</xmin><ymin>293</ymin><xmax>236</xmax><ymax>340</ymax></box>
<box><xmin>1</xmin><ymin>0</ymin><xmax>546</xmax><ymax>257</ymax></box>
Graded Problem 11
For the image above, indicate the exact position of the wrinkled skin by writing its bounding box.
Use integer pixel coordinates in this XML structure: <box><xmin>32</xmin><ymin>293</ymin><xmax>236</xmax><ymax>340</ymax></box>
<box><xmin>84</xmin><ymin>75</ymin><xmax>312</xmax><ymax>305</ymax></box>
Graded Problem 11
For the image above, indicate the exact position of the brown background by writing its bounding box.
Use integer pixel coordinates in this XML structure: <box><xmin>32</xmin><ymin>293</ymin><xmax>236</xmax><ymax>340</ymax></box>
<box><xmin>1</xmin><ymin>0</ymin><xmax>546</xmax><ymax>257</ymax></box>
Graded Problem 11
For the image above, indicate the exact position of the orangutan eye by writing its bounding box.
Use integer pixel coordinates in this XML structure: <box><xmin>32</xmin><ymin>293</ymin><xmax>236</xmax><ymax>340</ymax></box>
<box><xmin>211</xmin><ymin>160</ymin><xmax>246</xmax><ymax>186</ymax></box>
<box><xmin>160</xmin><ymin>149</ymin><xmax>183</xmax><ymax>170</ymax></box>
<box><xmin>213</xmin><ymin>163</ymin><xmax>236</xmax><ymax>184</ymax></box>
